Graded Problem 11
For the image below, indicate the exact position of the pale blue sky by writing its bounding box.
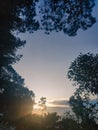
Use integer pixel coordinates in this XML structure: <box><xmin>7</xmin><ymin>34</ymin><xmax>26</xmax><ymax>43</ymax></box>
<box><xmin>14</xmin><ymin>1</ymin><xmax>98</xmax><ymax>105</ymax></box>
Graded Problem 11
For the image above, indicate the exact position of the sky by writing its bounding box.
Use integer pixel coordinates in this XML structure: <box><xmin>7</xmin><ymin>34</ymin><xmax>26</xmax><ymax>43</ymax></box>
<box><xmin>14</xmin><ymin>1</ymin><xmax>98</xmax><ymax>114</ymax></box>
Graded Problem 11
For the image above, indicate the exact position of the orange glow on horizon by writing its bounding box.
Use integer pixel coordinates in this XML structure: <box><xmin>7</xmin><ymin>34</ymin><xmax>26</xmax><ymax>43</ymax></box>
<box><xmin>32</xmin><ymin>97</ymin><xmax>69</xmax><ymax>115</ymax></box>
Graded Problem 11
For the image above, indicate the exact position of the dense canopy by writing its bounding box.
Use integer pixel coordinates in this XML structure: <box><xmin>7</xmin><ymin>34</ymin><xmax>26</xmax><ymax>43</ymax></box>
<box><xmin>0</xmin><ymin>0</ymin><xmax>96</xmax><ymax>35</ymax></box>
<box><xmin>68</xmin><ymin>53</ymin><xmax>98</xmax><ymax>95</ymax></box>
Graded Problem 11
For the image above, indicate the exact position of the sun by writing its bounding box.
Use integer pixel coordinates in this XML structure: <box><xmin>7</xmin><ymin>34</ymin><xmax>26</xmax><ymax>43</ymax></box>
<box><xmin>32</xmin><ymin>101</ymin><xmax>47</xmax><ymax>115</ymax></box>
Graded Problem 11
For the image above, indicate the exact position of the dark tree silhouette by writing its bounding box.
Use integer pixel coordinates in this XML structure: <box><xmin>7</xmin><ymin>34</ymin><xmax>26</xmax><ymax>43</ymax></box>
<box><xmin>0</xmin><ymin>65</ymin><xmax>35</xmax><ymax>121</ymax></box>
<box><xmin>14</xmin><ymin>112</ymin><xmax>60</xmax><ymax>130</ymax></box>
<box><xmin>0</xmin><ymin>1</ymin><xmax>36</xmax><ymax>124</ymax></box>
<box><xmin>37</xmin><ymin>0</ymin><xmax>96</xmax><ymax>36</ymax></box>
<box><xmin>67</xmin><ymin>53</ymin><xmax>98</xmax><ymax>129</ymax></box>
<box><xmin>0</xmin><ymin>0</ymin><xmax>96</xmax><ymax>35</ymax></box>
<box><xmin>60</xmin><ymin>112</ymin><xmax>80</xmax><ymax>130</ymax></box>
<box><xmin>0</xmin><ymin>30</ymin><xmax>35</xmax><ymax>124</ymax></box>
<box><xmin>38</xmin><ymin>97</ymin><xmax>47</xmax><ymax>113</ymax></box>
<box><xmin>0</xmin><ymin>0</ymin><xmax>39</xmax><ymax>33</ymax></box>
<box><xmin>68</xmin><ymin>53</ymin><xmax>98</xmax><ymax>95</ymax></box>
<box><xmin>43</xmin><ymin>112</ymin><xmax>60</xmax><ymax>129</ymax></box>
<box><xmin>69</xmin><ymin>94</ymin><xmax>98</xmax><ymax>130</ymax></box>
<box><xmin>0</xmin><ymin>31</ymin><xmax>25</xmax><ymax>68</ymax></box>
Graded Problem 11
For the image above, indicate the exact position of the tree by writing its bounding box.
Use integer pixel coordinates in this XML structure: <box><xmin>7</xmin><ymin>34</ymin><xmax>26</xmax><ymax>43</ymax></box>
<box><xmin>0</xmin><ymin>0</ymin><xmax>96</xmax><ymax>36</ymax></box>
<box><xmin>38</xmin><ymin>0</ymin><xmax>96</xmax><ymax>36</ymax></box>
<box><xmin>0</xmin><ymin>31</ymin><xmax>25</xmax><ymax>68</ymax></box>
<box><xmin>0</xmin><ymin>65</ymin><xmax>35</xmax><ymax>121</ymax></box>
<box><xmin>69</xmin><ymin>94</ymin><xmax>98</xmax><ymax>130</ymax></box>
<box><xmin>67</xmin><ymin>53</ymin><xmax>98</xmax><ymax>129</ymax></box>
<box><xmin>0</xmin><ymin>0</ymin><xmax>39</xmax><ymax>33</ymax></box>
<box><xmin>68</xmin><ymin>53</ymin><xmax>98</xmax><ymax>95</ymax></box>
<box><xmin>38</xmin><ymin>97</ymin><xmax>47</xmax><ymax>114</ymax></box>
<box><xmin>43</xmin><ymin>112</ymin><xmax>60</xmax><ymax>129</ymax></box>
<box><xmin>0</xmin><ymin>0</ymin><xmax>39</xmax><ymax>76</ymax></box>
<box><xmin>0</xmin><ymin>31</ymin><xmax>35</xmax><ymax>122</ymax></box>
<box><xmin>60</xmin><ymin>112</ymin><xmax>80</xmax><ymax>130</ymax></box>
<box><xmin>69</xmin><ymin>92</ymin><xmax>98</xmax><ymax>121</ymax></box>
<box><xmin>0</xmin><ymin>1</ymin><xmax>36</xmax><ymax>123</ymax></box>
<box><xmin>14</xmin><ymin>112</ymin><xmax>60</xmax><ymax>130</ymax></box>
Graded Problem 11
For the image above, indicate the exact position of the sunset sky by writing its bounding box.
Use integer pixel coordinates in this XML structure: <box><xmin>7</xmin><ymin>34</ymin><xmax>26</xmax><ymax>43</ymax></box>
<box><xmin>14</xmin><ymin>1</ymin><xmax>98</xmax><ymax>114</ymax></box>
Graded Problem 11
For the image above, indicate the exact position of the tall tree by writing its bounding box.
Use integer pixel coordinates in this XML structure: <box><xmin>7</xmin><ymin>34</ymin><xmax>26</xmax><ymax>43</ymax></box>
<box><xmin>38</xmin><ymin>97</ymin><xmax>47</xmax><ymax>114</ymax></box>
<box><xmin>0</xmin><ymin>65</ymin><xmax>35</xmax><ymax>121</ymax></box>
<box><xmin>0</xmin><ymin>0</ymin><xmax>37</xmax><ymax>124</ymax></box>
<box><xmin>67</xmin><ymin>53</ymin><xmax>98</xmax><ymax>128</ymax></box>
<box><xmin>69</xmin><ymin>93</ymin><xmax>98</xmax><ymax>130</ymax></box>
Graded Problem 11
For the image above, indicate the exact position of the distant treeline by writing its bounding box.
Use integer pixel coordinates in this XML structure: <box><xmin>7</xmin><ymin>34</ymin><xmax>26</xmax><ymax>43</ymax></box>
<box><xmin>0</xmin><ymin>111</ymin><xmax>98</xmax><ymax>130</ymax></box>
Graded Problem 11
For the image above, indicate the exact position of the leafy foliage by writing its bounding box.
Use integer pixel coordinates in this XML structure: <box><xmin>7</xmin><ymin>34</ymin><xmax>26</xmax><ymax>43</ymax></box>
<box><xmin>70</xmin><ymin>92</ymin><xmax>98</xmax><ymax>121</ymax></box>
<box><xmin>0</xmin><ymin>0</ymin><xmax>39</xmax><ymax>33</ymax></box>
<box><xmin>0</xmin><ymin>0</ymin><xmax>96</xmax><ymax>35</ymax></box>
<box><xmin>37</xmin><ymin>0</ymin><xmax>96</xmax><ymax>36</ymax></box>
<box><xmin>70</xmin><ymin>94</ymin><xmax>98</xmax><ymax>130</ymax></box>
<box><xmin>68</xmin><ymin>53</ymin><xmax>98</xmax><ymax>95</ymax></box>
<box><xmin>60</xmin><ymin>112</ymin><xmax>80</xmax><ymax>130</ymax></box>
<box><xmin>38</xmin><ymin>97</ymin><xmax>47</xmax><ymax>112</ymax></box>
<box><xmin>0</xmin><ymin>65</ymin><xmax>35</xmax><ymax>121</ymax></box>
<box><xmin>8</xmin><ymin>112</ymin><xmax>98</xmax><ymax>130</ymax></box>
<box><xmin>0</xmin><ymin>31</ymin><xmax>25</xmax><ymax>68</ymax></box>
<box><xmin>0</xmin><ymin>0</ymin><xmax>36</xmax><ymax>123</ymax></box>
<box><xmin>14</xmin><ymin>112</ymin><xmax>60</xmax><ymax>130</ymax></box>
<box><xmin>43</xmin><ymin>112</ymin><xmax>60</xmax><ymax>128</ymax></box>
<box><xmin>68</xmin><ymin>53</ymin><xmax>98</xmax><ymax>129</ymax></box>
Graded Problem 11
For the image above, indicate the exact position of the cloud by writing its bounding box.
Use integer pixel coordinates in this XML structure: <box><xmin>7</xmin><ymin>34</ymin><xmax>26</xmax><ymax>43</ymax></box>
<box><xmin>33</xmin><ymin>98</ymin><xmax>71</xmax><ymax>115</ymax></box>
<box><xmin>46</xmin><ymin>98</ymin><xmax>71</xmax><ymax>115</ymax></box>
<box><xmin>47</xmin><ymin>98</ymin><xmax>69</xmax><ymax>108</ymax></box>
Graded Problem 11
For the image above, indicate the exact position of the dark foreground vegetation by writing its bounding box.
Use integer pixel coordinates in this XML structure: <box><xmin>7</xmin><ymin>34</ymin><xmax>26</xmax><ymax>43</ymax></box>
<box><xmin>0</xmin><ymin>111</ymin><xmax>98</xmax><ymax>130</ymax></box>
<box><xmin>0</xmin><ymin>0</ymin><xmax>98</xmax><ymax>130</ymax></box>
